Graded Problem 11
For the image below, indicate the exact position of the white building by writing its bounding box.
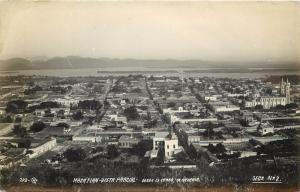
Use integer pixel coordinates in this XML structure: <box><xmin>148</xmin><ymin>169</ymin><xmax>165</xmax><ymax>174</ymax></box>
<box><xmin>163</xmin><ymin>107</ymin><xmax>188</xmax><ymax>114</ymax></box>
<box><xmin>152</xmin><ymin>131</ymin><xmax>182</xmax><ymax>159</ymax></box>
<box><xmin>107</xmin><ymin>114</ymin><xmax>127</xmax><ymax>124</ymax></box>
<box><xmin>212</xmin><ymin>104</ymin><xmax>240</xmax><ymax>113</ymax></box>
<box><xmin>34</xmin><ymin>109</ymin><xmax>45</xmax><ymax>117</ymax></box>
<box><xmin>170</xmin><ymin>114</ymin><xmax>217</xmax><ymax>124</ymax></box>
<box><xmin>72</xmin><ymin>136</ymin><xmax>102</xmax><ymax>143</ymax></box>
<box><xmin>227</xmin><ymin>93</ymin><xmax>247</xmax><ymax>98</ymax></box>
<box><xmin>54</xmin><ymin>97</ymin><xmax>80</xmax><ymax>107</ymax></box>
<box><xmin>245</xmin><ymin>97</ymin><xmax>287</xmax><ymax>109</ymax></box>
<box><xmin>240</xmin><ymin>151</ymin><xmax>257</xmax><ymax>158</ymax></box>
<box><xmin>187</xmin><ymin>135</ymin><xmax>201</xmax><ymax>144</ymax></box>
<box><xmin>204</xmin><ymin>96</ymin><xmax>217</xmax><ymax>101</ymax></box>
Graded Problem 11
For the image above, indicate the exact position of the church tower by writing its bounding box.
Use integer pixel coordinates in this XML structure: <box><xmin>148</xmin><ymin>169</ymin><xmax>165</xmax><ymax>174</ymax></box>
<box><xmin>285</xmin><ymin>78</ymin><xmax>290</xmax><ymax>104</ymax></box>
<box><xmin>280</xmin><ymin>77</ymin><xmax>286</xmax><ymax>96</ymax></box>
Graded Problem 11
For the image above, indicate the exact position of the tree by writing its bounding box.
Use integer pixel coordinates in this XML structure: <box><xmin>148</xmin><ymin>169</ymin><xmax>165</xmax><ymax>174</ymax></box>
<box><xmin>57</xmin><ymin>122</ymin><xmax>69</xmax><ymax>128</ymax></box>
<box><xmin>30</xmin><ymin>121</ymin><xmax>46</xmax><ymax>133</ymax></box>
<box><xmin>146</xmin><ymin>119</ymin><xmax>157</xmax><ymax>128</ymax></box>
<box><xmin>155</xmin><ymin>148</ymin><xmax>164</xmax><ymax>165</ymax></box>
<box><xmin>15</xmin><ymin>116</ymin><xmax>22</xmax><ymax>123</ymax></box>
<box><xmin>249</xmin><ymin>138</ymin><xmax>261</xmax><ymax>147</ymax></box>
<box><xmin>111</xmin><ymin>85</ymin><xmax>127</xmax><ymax>93</ymax></box>
<box><xmin>24</xmin><ymin>85</ymin><xmax>42</xmax><ymax>95</ymax></box>
<box><xmin>215</xmin><ymin>143</ymin><xmax>226</xmax><ymax>153</ymax></box>
<box><xmin>265</xmin><ymin>87</ymin><xmax>273</xmax><ymax>95</ymax></box>
<box><xmin>255</xmin><ymin>105</ymin><xmax>263</xmax><ymax>110</ymax></box>
<box><xmin>207</xmin><ymin>144</ymin><xmax>215</xmax><ymax>153</ymax></box>
<box><xmin>216</xmin><ymin>152</ymin><xmax>240</xmax><ymax>160</ymax></box>
<box><xmin>39</xmin><ymin>101</ymin><xmax>59</xmax><ymax>109</ymax></box>
<box><xmin>13</xmin><ymin>124</ymin><xmax>28</xmax><ymax>137</ymax></box>
<box><xmin>72</xmin><ymin>110</ymin><xmax>83</xmax><ymax>120</ymax></box>
<box><xmin>78</xmin><ymin>100</ymin><xmax>102</xmax><ymax>110</ymax></box>
<box><xmin>104</xmin><ymin>100</ymin><xmax>110</xmax><ymax>107</ymax></box>
<box><xmin>18</xmin><ymin>139</ymin><xmax>31</xmax><ymax>148</ymax></box>
<box><xmin>43</xmin><ymin>166</ymin><xmax>59</xmax><ymax>185</ymax></box>
<box><xmin>131</xmin><ymin>88</ymin><xmax>142</xmax><ymax>93</ymax></box>
<box><xmin>94</xmin><ymin>85</ymin><xmax>103</xmax><ymax>93</ymax></box>
<box><xmin>63</xmin><ymin>148</ymin><xmax>86</xmax><ymax>162</ymax></box>
<box><xmin>238</xmin><ymin>96</ymin><xmax>245</xmax><ymax>100</ymax></box>
<box><xmin>167</xmin><ymin>102</ymin><xmax>176</xmax><ymax>108</ymax></box>
<box><xmin>107</xmin><ymin>145</ymin><xmax>119</xmax><ymax>159</ymax></box>
<box><xmin>203</xmin><ymin>122</ymin><xmax>215</xmax><ymax>139</ymax></box>
<box><xmin>44</xmin><ymin>109</ymin><xmax>54</xmax><ymax>117</ymax></box>
<box><xmin>207</xmin><ymin>143</ymin><xmax>226</xmax><ymax>154</ymax></box>
<box><xmin>123</xmin><ymin>106</ymin><xmax>139</xmax><ymax>120</ymax></box>
<box><xmin>275</xmin><ymin>105</ymin><xmax>285</xmax><ymax>111</ymax></box>
<box><xmin>0</xmin><ymin>115</ymin><xmax>13</xmax><ymax>123</ymax></box>
<box><xmin>130</xmin><ymin>140</ymin><xmax>153</xmax><ymax>157</ymax></box>
<box><xmin>6</xmin><ymin>100</ymin><xmax>28</xmax><ymax>113</ymax></box>
<box><xmin>86</xmin><ymin>82</ymin><xmax>94</xmax><ymax>88</ymax></box>
<box><xmin>285</xmin><ymin>103</ymin><xmax>298</xmax><ymax>109</ymax></box>
<box><xmin>57</xmin><ymin>109</ymin><xmax>65</xmax><ymax>118</ymax></box>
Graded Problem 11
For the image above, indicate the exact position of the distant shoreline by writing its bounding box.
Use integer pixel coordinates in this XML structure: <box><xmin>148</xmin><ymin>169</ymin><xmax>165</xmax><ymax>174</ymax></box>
<box><xmin>1</xmin><ymin>67</ymin><xmax>300</xmax><ymax>73</ymax></box>
<box><xmin>0</xmin><ymin>68</ymin><xmax>299</xmax><ymax>79</ymax></box>
<box><xmin>0</xmin><ymin>71</ymin><xmax>19</xmax><ymax>74</ymax></box>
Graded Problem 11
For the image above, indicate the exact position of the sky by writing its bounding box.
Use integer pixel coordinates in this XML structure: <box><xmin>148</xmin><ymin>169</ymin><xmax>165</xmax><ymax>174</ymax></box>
<box><xmin>0</xmin><ymin>1</ymin><xmax>299</xmax><ymax>63</ymax></box>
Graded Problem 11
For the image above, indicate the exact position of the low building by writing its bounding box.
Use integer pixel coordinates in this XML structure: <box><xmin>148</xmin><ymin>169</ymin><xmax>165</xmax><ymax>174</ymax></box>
<box><xmin>34</xmin><ymin>109</ymin><xmax>45</xmax><ymax>117</ymax></box>
<box><xmin>127</xmin><ymin>120</ymin><xmax>145</xmax><ymax>128</ymax></box>
<box><xmin>187</xmin><ymin>135</ymin><xmax>201</xmax><ymax>144</ymax></box>
<box><xmin>72</xmin><ymin>136</ymin><xmax>102</xmax><ymax>143</ymax></box>
<box><xmin>257</xmin><ymin>122</ymin><xmax>274</xmax><ymax>136</ymax></box>
<box><xmin>240</xmin><ymin>110</ymin><xmax>254</xmax><ymax>122</ymax></box>
<box><xmin>163</xmin><ymin>107</ymin><xmax>188</xmax><ymax>114</ymax></box>
<box><xmin>107</xmin><ymin>114</ymin><xmax>127</xmax><ymax>124</ymax></box>
<box><xmin>240</xmin><ymin>151</ymin><xmax>257</xmax><ymax>158</ymax></box>
<box><xmin>204</xmin><ymin>96</ymin><xmax>217</xmax><ymax>101</ymax></box>
<box><xmin>210</xmin><ymin>103</ymin><xmax>240</xmax><ymax>113</ymax></box>
<box><xmin>118</xmin><ymin>135</ymin><xmax>140</xmax><ymax>148</ymax></box>
<box><xmin>170</xmin><ymin>114</ymin><xmax>217</xmax><ymax>124</ymax></box>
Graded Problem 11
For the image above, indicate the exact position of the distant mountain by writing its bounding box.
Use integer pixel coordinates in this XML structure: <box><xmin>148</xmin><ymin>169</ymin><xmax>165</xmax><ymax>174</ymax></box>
<box><xmin>0</xmin><ymin>58</ymin><xmax>33</xmax><ymax>70</ymax></box>
<box><xmin>0</xmin><ymin>56</ymin><xmax>299</xmax><ymax>71</ymax></box>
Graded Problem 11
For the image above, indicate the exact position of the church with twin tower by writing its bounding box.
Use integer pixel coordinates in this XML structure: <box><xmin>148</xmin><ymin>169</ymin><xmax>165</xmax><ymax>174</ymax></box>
<box><xmin>280</xmin><ymin>77</ymin><xmax>291</xmax><ymax>104</ymax></box>
<box><xmin>245</xmin><ymin>77</ymin><xmax>291</xmax><ymax>109</ymax></box>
